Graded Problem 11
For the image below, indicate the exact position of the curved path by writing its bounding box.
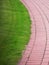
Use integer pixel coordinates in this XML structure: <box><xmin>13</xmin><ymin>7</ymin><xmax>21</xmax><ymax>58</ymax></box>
<box><xmin>18</xmin><ymin>0</ymin><xmax>49</xmax><ymax>65</ymax></box>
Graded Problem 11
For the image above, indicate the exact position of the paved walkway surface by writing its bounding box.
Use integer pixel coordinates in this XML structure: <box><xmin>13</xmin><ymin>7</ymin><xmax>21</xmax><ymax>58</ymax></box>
<box><xmin>18</xmin><ymin>0</ymin><xmax>49</xmax><ymax>65</ymax></box>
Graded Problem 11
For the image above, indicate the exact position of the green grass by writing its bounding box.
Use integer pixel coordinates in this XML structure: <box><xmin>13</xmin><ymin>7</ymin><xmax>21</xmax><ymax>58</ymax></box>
<box><xmin>0</xmin><ymin>0</ymin><xmax>31</xmax><ymax>65</ymax></box>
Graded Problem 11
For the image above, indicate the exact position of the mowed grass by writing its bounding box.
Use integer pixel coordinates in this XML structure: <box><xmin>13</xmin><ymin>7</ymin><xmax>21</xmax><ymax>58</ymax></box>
<box><xmin>0</xmin><ymin>0</ymin><xmax>31</xmax><ymax>65</ymax></box>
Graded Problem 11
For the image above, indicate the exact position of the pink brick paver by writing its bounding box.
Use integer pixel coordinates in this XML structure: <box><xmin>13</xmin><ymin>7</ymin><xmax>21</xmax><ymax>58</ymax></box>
<box><xmin>18</xmin><ymin>0</ymin><xmax>49</xmax><ymax>65</ymax></box>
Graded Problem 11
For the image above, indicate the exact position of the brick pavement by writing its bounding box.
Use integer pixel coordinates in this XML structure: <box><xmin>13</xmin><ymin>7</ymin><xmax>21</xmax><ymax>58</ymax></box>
<box><xmin>18</xmin><ymin>0</ymin><xmax>49</xmax><ymax>65</ymax></box>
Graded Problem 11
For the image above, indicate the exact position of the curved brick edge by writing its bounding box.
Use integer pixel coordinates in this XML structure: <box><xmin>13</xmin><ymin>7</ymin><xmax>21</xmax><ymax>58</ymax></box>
<box><xmin>18</xmin><ymin>0</ymin><xmax>49</xmax><ymax>65</ymax></box>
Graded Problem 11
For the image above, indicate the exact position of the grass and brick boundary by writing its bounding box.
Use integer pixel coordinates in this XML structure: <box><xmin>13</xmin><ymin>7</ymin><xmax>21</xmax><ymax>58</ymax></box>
<box><xmin>0</xmin><ymin>0</ymin><xmax>31</xmax><ymax>65</ymax></box>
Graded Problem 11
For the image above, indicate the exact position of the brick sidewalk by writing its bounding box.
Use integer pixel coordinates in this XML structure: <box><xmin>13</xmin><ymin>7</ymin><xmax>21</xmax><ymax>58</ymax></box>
<box><xmin>18</xmin><ymin>0</ymin><xmax>49</xmax><ymax>65</ymax></box>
